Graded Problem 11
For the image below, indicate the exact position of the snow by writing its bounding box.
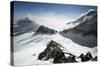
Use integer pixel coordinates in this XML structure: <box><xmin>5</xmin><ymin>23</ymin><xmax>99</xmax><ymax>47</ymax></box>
<box><xmin>79</xmin><ymin>9</ymin><xmax>96</xmax><ymax>19</ymax></box>
<box><xmin>13</xmin><ymin>32</ymin><xmax>97</xmax><ymax>65</ymax></box>
<box><xmin>14</xmin><ymin>32</ymin><xmax>52</xmax><ymax>65</ymax></box>
<box><xmin>66</xmin><ymin>9</ymin><xmax>96</xmax><ymax>30</ymax></box>
<box><xmin>51</xmin><ymin>33</ymin><xmax>97</xmax><ymax>57</ymax></box>
<box><xmin>65</xmin><ymin>22</ymin><xmax>80</xmax><ymax>30</ymax></box>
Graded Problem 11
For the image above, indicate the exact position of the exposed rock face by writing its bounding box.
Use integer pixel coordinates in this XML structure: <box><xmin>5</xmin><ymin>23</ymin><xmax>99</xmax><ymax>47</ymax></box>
<box><xmin>38</xmin><ymin>40</ymin><xmax>77</xmax><ymax>63</ymax></box>
<box><xmin>79</xmin><ymin>52</ymin><xmax>93</xmax><ymax>62</ymax></box>
<box><xmin>38</xmin><ymin>40</ymin><xmax>63</xmax><ymax>60</ymax></box>
<box><xmin>34</xmin><ymin>25</ymin><xmax>57</xmax><ymax>35</ymax></box>
<box><xmin>38</xmin><ymin>40</ymin><xmax>96</xmax><ymax>63</ymax></box>
<box><xmin>60</xmin><ymin>10</ymin><xmax>97</xmax><ymax>48</ymax></box>
<box><xmin>92</xmin><ymin>56</ymin><xmax>97</xmax><ymax>61</ymax></box>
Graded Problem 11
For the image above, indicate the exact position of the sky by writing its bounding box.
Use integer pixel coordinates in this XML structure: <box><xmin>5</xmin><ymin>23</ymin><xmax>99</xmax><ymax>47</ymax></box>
<box><xmin>13</xmin><ymin>1</ymin><xmax>97</xmax><ymax>31</ymax></box>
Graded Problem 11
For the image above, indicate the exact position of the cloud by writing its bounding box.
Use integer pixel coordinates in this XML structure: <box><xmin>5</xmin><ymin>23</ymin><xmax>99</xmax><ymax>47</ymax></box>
<box><xmin>27</xmin><ymin>12</ymin><xmax>74</xmax><ymax>31</ymax></box>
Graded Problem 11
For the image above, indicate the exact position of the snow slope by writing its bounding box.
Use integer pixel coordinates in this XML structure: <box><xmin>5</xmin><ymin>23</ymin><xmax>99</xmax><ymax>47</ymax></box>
<box><xmin>65</xmin><ymin>9</ymin><xmax>97</xmax><ymax>30</ymax></box>
<box><xmin>13</xmin><ymin>32</ymin><xmax>97</xmax><ymax>65</ymax></box>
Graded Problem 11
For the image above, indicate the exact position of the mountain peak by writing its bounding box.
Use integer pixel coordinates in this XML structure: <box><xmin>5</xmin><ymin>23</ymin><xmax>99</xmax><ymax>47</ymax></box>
<box><xmin>79</xmin><ymin>9</ymin><xmax>96</xmax><ymax>18</ymax></box>
<box><xmin>34</xmin><ymin>25</ymin><xmax>57</xmax><ymax>35</ymax></box>
<box><xmin>38</xmin><ymin>40</ymin><xmax>77</xmax><ymax>63</ymax></box>
<box><xmin>87</xmin><ymin>9</ymin><xmax>96</xmax><ymax>13</ymax></box>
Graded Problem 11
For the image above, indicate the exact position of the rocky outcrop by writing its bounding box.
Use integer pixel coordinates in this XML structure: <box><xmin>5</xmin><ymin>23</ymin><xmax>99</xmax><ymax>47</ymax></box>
<box><xmin>92</xmin><ymin>56</ymin><xmax>97</xmax><ymax>61</ymax></box>
<box><xmin>79</xmin><ymin>52</ymin><xmax>93</xmax><ymax>62</ymax></box>
<box><xmin>38</xmin><ymin>40</ymin><xmax>77</xmax><ymax>63</ymax></box>
<box><xmin>38</xmin><ymin>40</ymin><xmax>63</xmax><ymax>60</ymax></box>
<box><xmin>38</xmin><ymin>40</ymin><xmax>97</xmax><ymax>63</ymax></box>
<box><xmin>34</xmin><ymin>25</ymin><xmax>57</xmax><ymax>35</ymax></box>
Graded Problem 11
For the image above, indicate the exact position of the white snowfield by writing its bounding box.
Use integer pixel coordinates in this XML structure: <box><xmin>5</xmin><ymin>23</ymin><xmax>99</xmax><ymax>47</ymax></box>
<box><xmin>13</xmin><ymin>32</ymin><xmax>97</xmax><ymax>66</ymax></box>
<box><xmin>13</xmin><ymin>9</ymin><xmax>97</xmax><ymax>66</ymax></box>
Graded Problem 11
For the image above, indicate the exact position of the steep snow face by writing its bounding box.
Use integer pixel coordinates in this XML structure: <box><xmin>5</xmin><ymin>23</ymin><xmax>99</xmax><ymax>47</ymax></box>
<box><xmin>74</xmin><ymin>9</ymin><xmax>96</xmax><ymax>24</ymax></box>
<box><xmin>79</xmin><ymin>9</ymin><xmax>96</xmax><ymax>18</ymax></box>
<box><xmin>13</xmin><ymin>32</ymin><xmax>97</xmax><ymax>65</ymax></box>
<box><xmin>65</xmin><ymin>9</ymin><xmax>97</xmax><ymax>30</ymax></box>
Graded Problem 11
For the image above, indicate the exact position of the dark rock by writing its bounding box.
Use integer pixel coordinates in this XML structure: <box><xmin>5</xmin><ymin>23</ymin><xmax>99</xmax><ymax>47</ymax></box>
<box><xmin>38</xmin><ymin>52</ymin><xmax>46</xmax><ymax>60</ymax></box>
<box><xmin>63</xmin><ymin>53</ymin><xmax>77</xmax><ymax>63</ymax></box>
<box><xmin>38</xmin><ymin>40</ymin><xmax>77</xmax><ymax>63</ymax></box>
<box><xmin>38</xmin><ymin>40</ymin><xmax>63</xmax><ymax>60</ymax></box>
<box><xmin>79</xmin><ymin>52</ymin><xmax>93</xmax><ymax>62</ymax></box>
<box><xmin>92</xmin><ymin>56</ymin><xmax>97</xmax><ymax>61</ymax></box>
<box><xmin>53</xmin><ymin>51</ymin><xmax>65</xmax><ymax>63</ymax></box>
<box><xmin>34</xmin><ymin>25</ymin><xmax>57</xmax><ymax>35</ymax></box>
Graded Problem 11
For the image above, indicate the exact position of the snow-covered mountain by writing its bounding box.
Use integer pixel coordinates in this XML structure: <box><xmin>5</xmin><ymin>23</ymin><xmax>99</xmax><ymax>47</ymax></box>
<box><xmin>12</xmin><ymin>17</ymin><xmax>58</xmax><ymax>36</ymax></box>
<box><xmin>65</xmin><ymin>9</ymin><xmax>97</xmax><ymax>30</ymax></box>
<box><xmin>60</xmin><ymin>9</ymin><xmax>97</xmax><ymax>48</ymax></box>
<box><xmin>12</xmin><ymin>17</ymin><xmax>40</xmax><ymax>36</ymax></box>
<box><xmin>34</xmin><ymin>25</ymin><xmax>57</xmax><ymax>35</ymax></box>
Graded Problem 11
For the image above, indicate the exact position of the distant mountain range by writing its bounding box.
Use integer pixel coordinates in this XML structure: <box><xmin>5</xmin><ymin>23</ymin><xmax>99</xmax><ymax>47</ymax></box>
<box><xmin>12</xmin><ymin>17</ymin><xmax>58</xmax><ymax>36</ymax></box>
<box><xmin>12</xmin><ymin>9</ymin><xmax>97</xmax><ymax>48</ymax></box>
<box><xmin>60</xmin><ymin>9</ymin><xmax>97</xmax><ymax>48</ymax></box>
